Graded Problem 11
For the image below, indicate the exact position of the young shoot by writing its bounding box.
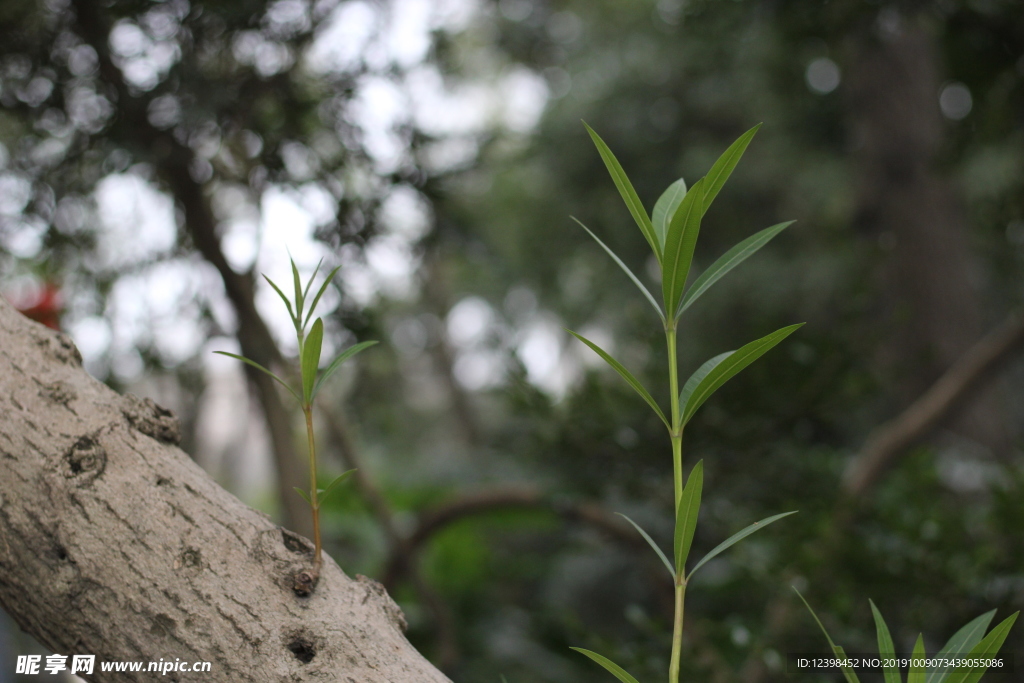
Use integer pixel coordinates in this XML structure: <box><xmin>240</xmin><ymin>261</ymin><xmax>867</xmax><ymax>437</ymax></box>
<box><xmin>566</xmin><ymin>122</ymin><xmax>800</xmax><ymax>683</ymax></box>
<box><xmin>215</xmin><ymin>258</ymin><xmax>375</xmax><ymax>587</ymax></box>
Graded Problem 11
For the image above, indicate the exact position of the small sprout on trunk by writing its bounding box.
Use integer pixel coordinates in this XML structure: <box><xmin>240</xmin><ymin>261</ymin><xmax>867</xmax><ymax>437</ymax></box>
<box><xmin>215</xmin><ymin>257</ymin><xmax>375</xmax><ymax>589</ymax></box>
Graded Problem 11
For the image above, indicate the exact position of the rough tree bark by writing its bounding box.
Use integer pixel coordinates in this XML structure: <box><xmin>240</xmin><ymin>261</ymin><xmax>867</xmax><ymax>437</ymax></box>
<box><xmin>0</xmin><ymin>298</ymin><xmax>450</xmax><ymax>683</ymax></box>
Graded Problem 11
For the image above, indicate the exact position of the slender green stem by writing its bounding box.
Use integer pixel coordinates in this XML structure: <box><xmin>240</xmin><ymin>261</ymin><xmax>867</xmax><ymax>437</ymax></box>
<box><xmin>666</xmin><ymin>323</ymin><xmax>686</xmax><ymax>683</ymax></box>
<box><xmin>668</xmin><ymin>581</ymin><xmax>686</xmax><ymax>683</ymax></box>
<box><xmin>666</xmin><ymin>326</ymin><xmax>682</xmax><ymax>505</ymax></box>
<box><xmin>304</xmin><ymin>406</ymin><xmax>322</xmax><ymax>568</ymax></box>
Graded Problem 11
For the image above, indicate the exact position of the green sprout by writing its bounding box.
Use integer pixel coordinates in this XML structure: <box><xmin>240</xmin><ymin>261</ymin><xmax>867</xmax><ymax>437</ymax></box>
<box><xmin>566</xmin><ymin>123</ymin><xmax>800</xmax><ymax>683</ymax></box>
<box><xmin>215</xmin><ymin>258</ymin><xmax>376</xmax><ymax>582</ymax></box>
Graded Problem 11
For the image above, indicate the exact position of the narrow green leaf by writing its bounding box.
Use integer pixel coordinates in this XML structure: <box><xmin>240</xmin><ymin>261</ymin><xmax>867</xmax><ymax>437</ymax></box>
<box><xmin>214</xmin><ymin>351</ymin><xmax>300</xmax><ymax>403</ymax></box>
<box><xmin>926</xmin><ymin>610</ymin><xmax>996</xmax><ymax>683</ymax></box>
<box><xmin>301</xmin><ymin>258</ymin><xmax>324</xmax><ymax>307</ymax></box>
<box><xmin>293</xmin><ymin>487</ymin><xmax>312</xmax><ymax>505</ymax></box>
<box><xmin>870</xmin><ymin>600</ymin><xmax>902</xmax><ymax>683</ymax></box>
<box><xmin>702</xmin><ymin>123</ymin><xmax>760</xmax><ymax>217</ymax></box>
<box><xmin>301</xmin><ymin>318</ymin><xmax>324</xmax><ymax>404</ymax></box>
<box><xmin>583</xmin><ymin>122</ymin><xmax>661</xmax><ymax>262</ymax></box>
<box><xmin>321</xmin><ymin>469</ymin><xmax>357</xmax><ymax>501</ymax></box>
<box><xmin>678</xmin><ymin>221</ymin><xmax>794</xmax><ymax>316</ymax></box>
<box><xmin>573</xmin><ymin>217</ymin><xmax>664</xmax><ymax>322</ymax></box>
<box><xmin>943</xmin><ymin>612</ymin><xmax>1018</xmax><ymax>683</ymax></box>
<box><xmin>793</xmin><ymin>588</ymin><xmax>862</xmax><ymax>683</ymax></box>
<box><xmin>569</xmin><ymin>648</ymin><xmax>641</xmax><ymax>683</ymax></box>
<box><xmin>679</xmin><ymin>352</ymin><xmax>733</xmax><ymax>409</ymax></box>
<box><xmin>291</xmin><ymin>258</ymin><xmax>304</xmax><ymax>323</ymax></box>
<box><xmin>616</xmin><ymin>513</ymin><xmax>674</xmax><ymax>580</ymax></box>
<box><xmin>661</xmin><ymin>177</ymin><xmax>705</xmax><ymax>318</ymax></box>
<box><xmin>689</xmin><ymin>511</ymin><xmax>796</xmax><ymax>579</ymax></box>
<box><xmin>652</xmin><ymin>178</ymin><xmax>687</xmax><ymax>250</ymax></box>
<box><xmin>303</xmin><ymin>264</ymin><xmax>343</xmax><ymax>328</ymax></box>
<box><xmin>682</xmin><ymin>323</ymin><xmax>804</xmax><ymax>425</ymax></box>
<box><xmin>908</xmin><ymin>635</ymin><xmax>926</xmax><ymax>683</ymax></box>
<box><xmin>674</xmin><ymin>460</ymin><xmax>703</xmax><ymax>576</ymax></box>
<box><xmin>793</xmin><ymin>588</ymin><xmax>836</xmax><ymax>648</ymax></box>
<box><xmin>263</xmin><ymin>274</ymin><xmax>297</xmax><ymax>328</ymax></box>
<box><xmin>311</xmin><ymin>340</ymin><xmax>378</xmax><ymax>400</ymax></box>
<box><xmin>567</xmin><ymin>330</ymin><xmax>669</xmax><ymax>429</ymax></box>
<box><xmin>834</xmin><ymin>645</ymin><xmax>864</xmax><ymax>683</ymax></box>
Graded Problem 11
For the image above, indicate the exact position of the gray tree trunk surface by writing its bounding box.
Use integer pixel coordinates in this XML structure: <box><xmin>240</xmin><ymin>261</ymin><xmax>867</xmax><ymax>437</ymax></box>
<box><xmin>0</xmin><ymin>298</ymin><xmax>450</xmax><ymax>683</ymax></box>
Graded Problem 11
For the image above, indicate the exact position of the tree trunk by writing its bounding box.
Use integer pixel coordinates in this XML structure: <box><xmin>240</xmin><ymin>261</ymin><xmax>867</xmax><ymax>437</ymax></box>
<box><xmin>845</xmin><ymin>16</ymin><xmax>1007</xmax><ymax>452</ymax></box>
<box><xmin>0</xmin><ymin>298</ymin><xmax>450</xmax><ymax>683</ymax></box>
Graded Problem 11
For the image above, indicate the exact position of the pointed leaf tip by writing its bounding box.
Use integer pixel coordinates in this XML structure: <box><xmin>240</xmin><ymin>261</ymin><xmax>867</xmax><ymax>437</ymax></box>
<box><xmin>702</xmin><ymin>124</ymin><xmax>761</xmax><ymax>216</ymax></box>
<box><xmin>583</xmin><ymin>122</ymin><xmax>661</xmax><ymax>263</ymax></box>
<box><xmin>908</xmin><ymin>635</ymin><xmax>926</xmax><ymax>683</ymax></box>
<box><xmin>291</xmin><ymin>259</ymin><xmax>304</xmax><ymax>322</ymax></box>
<box><xmin>652</xmin><ymin>178</ymin><xmax>687</xmax><ymax>250</ymax></box>
<box><xmin>869</xmin><ymin>600</ymin><xmax>901</xmax><ymax>683</ymax></box>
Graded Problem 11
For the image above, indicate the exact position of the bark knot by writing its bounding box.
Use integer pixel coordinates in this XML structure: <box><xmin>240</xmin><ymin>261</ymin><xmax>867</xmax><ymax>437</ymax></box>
<box><xmin>291</xmin><ymin>569</ymin><xmax>319</xmax><ymax>597</ymax></box>
<box><xmin>174</xmin><ymin>546</ymin><xmax>203</xmax><ymax>574</ymax></box>
<box><xmin>37</xmin><ymin>380</ymin><xmax>76</xmax><ymax>410</ymax></box>
<box><xmin>63</xmin><ymin>435</ymin><xmax>106</xmax><ymax>485</ymax></box>
<box><xmin>123</xmin><ymin>394</ymin><xmax>181</xmax><ymax>445</ymax></box>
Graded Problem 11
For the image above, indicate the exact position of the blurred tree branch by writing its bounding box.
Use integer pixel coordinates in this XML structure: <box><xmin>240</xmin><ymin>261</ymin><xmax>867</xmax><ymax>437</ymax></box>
<box><xmin>843</xmin><ymin>311</ymin><xmax>1024</xmax><ymax>497</ymax></box>
<box><xmin>380</xmin><ymin>487</ymin><xmax>648</xmax><ymax>590</ymax></box>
